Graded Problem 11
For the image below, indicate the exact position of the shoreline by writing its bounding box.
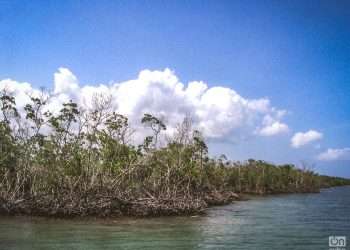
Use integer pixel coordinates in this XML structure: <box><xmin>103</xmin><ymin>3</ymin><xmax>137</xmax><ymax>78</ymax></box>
<box><xmin>2</xmin><ymin>185</ymin><xmax>348</xmax><ymax>219</ymax></box>
<box><xmin>0</xmin><ymin>190</ymin><xmax>240</xmax><ymax>218</ymax></box>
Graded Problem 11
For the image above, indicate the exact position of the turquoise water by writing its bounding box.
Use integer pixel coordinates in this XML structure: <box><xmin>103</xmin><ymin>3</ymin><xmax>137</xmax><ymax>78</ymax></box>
<box><xmin>0</xmin><ymin>186</ymin><xmax>349</xmax><ymax>249</ymax></box>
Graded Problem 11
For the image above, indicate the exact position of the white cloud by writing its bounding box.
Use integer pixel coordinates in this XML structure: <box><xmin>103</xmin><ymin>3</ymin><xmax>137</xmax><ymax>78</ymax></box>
<box><xmin>255</xmin><ymin>114</ymin><xmax>289</xmax><ymax>136</ymax></box>
<box><xmin>317</xmin><ymin>148</ymin><xmax>350</xmax><ymax>161</ymax></box>
<box><xmin>258</xmin><ymin>121</ymin><xmax>289</xmax><ymax>136</ymax></box>
<box><xmin>0</xmin><ymin>79</ymin><xmax>41</xmax><ymax>107</ymax></box>
<box><xmin>0</xmin><ymin>67</ymin><xmax>289</xmax><ymax>141</ymax></box>
<box><xmin>53</xmin><ymin>67</ymin><xmax>79</xmax><ymax>95</ymax></box>
<box><xmin>291</xmin><ymin>130</ymin><xmax>323</xmax><ymax>148</ymax></box>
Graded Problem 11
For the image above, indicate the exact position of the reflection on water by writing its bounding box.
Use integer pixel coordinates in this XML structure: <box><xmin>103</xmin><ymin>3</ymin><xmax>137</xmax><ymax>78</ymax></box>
<box><xmin>0</xmin><ymin>186</ymin><xmax>349</xmax><ymax>249</ymax></box>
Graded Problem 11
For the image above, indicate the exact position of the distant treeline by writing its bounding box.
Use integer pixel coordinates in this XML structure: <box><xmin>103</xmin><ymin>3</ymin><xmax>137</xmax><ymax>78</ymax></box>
<box><xmin>0</xmin><ymin>91</ymin><xmax>349</xmax><ymax>217</ymax></box>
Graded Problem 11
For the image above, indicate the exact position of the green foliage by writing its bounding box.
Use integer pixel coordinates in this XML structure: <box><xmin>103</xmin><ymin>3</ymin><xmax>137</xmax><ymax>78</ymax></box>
<box><xmin>141</xmin><ymin>113</ymin><xmax>166</xmax><ymax>148</ymax></box>
<box><xmin>0</xmin><ymin>93</ymin><xmax>349</xmax><ymax>216</ymax></box>
<box><xmin>0</xmin><ymin>121</ymin><xmax>17</xmax><ymax>171</ymax></box>
<box><xmin>0</xmin><ymin>92</ymin><xmax>19</xmax><ymax>172</ymax></box>
<box><xmin>0</xmin><ymin>92</ymin><xmax>19</xmax><ymax>123</ymax></box>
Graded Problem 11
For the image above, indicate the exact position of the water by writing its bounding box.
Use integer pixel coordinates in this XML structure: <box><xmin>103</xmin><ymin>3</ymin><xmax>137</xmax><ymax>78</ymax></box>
<box><xmin>0</xmin><ymin>186</ymin><xmax>349</xmax><ymax>250</ymax></box>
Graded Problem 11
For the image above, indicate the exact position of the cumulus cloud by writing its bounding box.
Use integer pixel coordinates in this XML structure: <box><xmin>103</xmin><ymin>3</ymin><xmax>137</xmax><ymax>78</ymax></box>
<box><xmin>291</xmin><ymin>130</ymin><xmax>323</xmax><ymax>148</ymax></box>
<box><xmin>255</xmin><ymin>114</ymin><xmax>289</xmax><ymax>136</ymax></box>
<box><xmin>317</xmin><ymin>148</ymin><xmax>350</xmax><ymax>161</ymax></box>
<box><xmin>54</xmin><ymin>67</ymin><xmax>79</xmax><ymax>95</ymax></box>
<box><xmin>0</xmin><ymin>67</ymin><xmax>288</xmax><ymax>141</ymax></box>
<box><xmin>258</xmin><ymin>122</ymin><xmax>289</xmax><ymax>136</ymax></box>
<box><xmin>0</xmin><ymin>79</ymin><xmax>43</xmax><ymax>108</ymax></box>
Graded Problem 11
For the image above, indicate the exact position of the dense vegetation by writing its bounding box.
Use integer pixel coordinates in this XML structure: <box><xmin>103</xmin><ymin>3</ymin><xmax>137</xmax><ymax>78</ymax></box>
<box><xmin>0</xmin><ymin>91</ymin><xmax>349</xmax><ymax>217</ymax></box>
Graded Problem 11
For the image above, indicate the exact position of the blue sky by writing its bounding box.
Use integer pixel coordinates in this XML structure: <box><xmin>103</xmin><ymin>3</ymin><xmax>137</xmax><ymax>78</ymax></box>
<box><xmin>0</xmin><ymin>0</ymin><xmax>349</xmax><ymax>177</ymax></box>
